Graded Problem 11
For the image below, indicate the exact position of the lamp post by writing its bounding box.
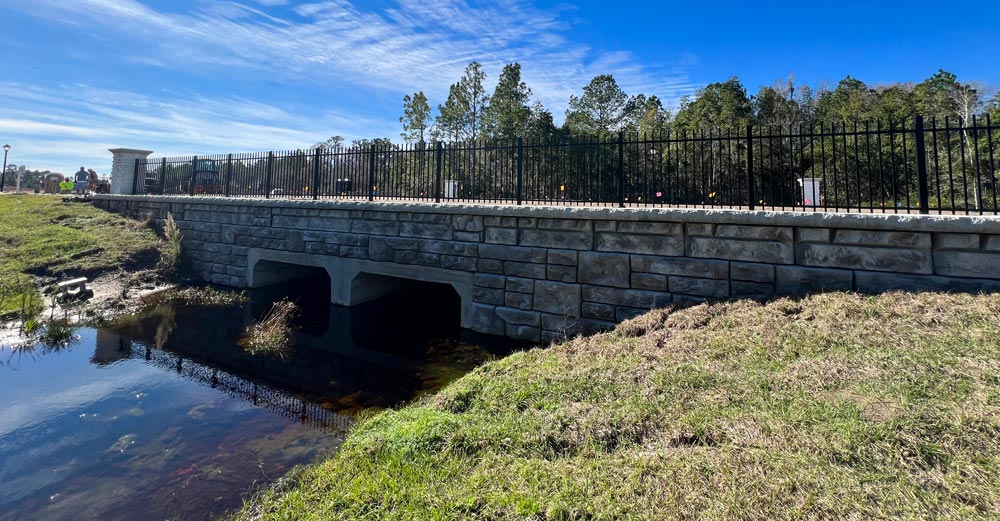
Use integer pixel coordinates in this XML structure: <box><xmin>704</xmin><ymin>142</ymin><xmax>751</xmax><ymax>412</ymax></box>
<box><xmin>2</xmin><ymin>144</ymin><xmax>10</xmax><ymax>193</ymax></box>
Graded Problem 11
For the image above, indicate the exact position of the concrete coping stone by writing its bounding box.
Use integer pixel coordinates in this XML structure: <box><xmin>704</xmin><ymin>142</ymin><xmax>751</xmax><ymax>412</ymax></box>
<box><xmin>92</xmin><ymin>195</ymin><xmax>1000</xmax><ymax>234</ymax></box>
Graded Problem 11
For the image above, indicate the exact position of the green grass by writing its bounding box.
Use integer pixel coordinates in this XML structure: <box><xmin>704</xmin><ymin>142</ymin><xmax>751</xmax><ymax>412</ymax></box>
<box><xmin>0</xmin><ymin>195</ymin><xmax>161</xmax><ymax>317</ymax></box>
<box><xmin>236</xmin><ymin>292</ymin><xmax>1000</xmax><ymax>520</ymax></box>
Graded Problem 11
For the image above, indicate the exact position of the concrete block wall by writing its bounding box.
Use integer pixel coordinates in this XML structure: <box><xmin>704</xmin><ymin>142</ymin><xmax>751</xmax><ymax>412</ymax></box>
<box><xmin>93</xmin><ymin>195</ymin><xmax>1000</xmax><ymax>343</ymax></box>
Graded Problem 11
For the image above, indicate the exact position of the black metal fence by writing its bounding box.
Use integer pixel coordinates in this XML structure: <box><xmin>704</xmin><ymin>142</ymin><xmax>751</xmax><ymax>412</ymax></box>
<box><xmin>134</xmin><ymin>115</ymin><xmax>1000</xmax><ymax>215</ymax></box>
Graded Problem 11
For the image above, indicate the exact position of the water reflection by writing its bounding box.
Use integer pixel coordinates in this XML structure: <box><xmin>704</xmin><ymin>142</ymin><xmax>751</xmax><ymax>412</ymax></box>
<box><xmin>0</xmin><ymin>282</ymin><xmax>519</xmax><ymax>521</ymax></box>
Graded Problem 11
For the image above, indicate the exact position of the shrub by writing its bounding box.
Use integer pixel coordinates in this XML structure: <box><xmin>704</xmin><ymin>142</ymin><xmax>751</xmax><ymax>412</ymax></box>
<box><xmin>159</xmin><ymin>212</ymin><xmax>185</xmax><ymax>276</ymax></box>
<box><xmin>243</xmin><ymin>299</ymin><xmax>299</xmax><ymax>359</ymax></box>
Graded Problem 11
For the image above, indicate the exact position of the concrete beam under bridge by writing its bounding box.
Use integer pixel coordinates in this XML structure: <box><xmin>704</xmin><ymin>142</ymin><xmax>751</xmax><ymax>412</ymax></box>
<box><xmin>246</xmin><ymin>248</ymin><xmax>475</xmax><ymax>330</ymax></box>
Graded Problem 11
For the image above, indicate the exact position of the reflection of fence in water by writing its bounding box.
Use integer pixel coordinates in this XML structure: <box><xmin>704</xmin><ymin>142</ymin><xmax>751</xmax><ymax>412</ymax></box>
<box><xmin>132</xmin><ymin>341</ymin><xmax>354</xmax><ymax>432</ymax></box>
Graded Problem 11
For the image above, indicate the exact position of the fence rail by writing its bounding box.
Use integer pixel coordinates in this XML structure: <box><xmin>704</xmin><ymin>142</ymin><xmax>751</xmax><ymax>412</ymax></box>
<box><xmin>134</xmin><ymin>115</ymin><xmax>1000</xmax><ymax>215</ymax></box>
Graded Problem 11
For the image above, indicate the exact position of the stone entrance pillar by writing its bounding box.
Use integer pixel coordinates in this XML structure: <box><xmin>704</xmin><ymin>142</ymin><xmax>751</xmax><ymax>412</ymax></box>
<box><xmin>108</xmin><ymin>148</ymin><xmax>154</xmax><ymax>195</ymax></box>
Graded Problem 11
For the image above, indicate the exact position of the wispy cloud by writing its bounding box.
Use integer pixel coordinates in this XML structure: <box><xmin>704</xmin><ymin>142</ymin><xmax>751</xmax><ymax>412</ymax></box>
<box><xmin>12</xmin><ymin>0</ymin><xmax>696</xmax><ymax>111</ymax></box>
<box><xmin>0</xmin><ymin>82</ymin><xmax>394</xmax><ymax>174</ymax></box>
<box><xmin>2</xmin><ymin>0</ymin><xmax>698</xmax><ymax>174</ymax></box>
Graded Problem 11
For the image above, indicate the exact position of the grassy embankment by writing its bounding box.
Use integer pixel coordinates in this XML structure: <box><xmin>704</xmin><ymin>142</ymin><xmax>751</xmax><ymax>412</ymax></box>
<box><xmin>0</xmin><ymin>195</ymin><xmax>161</xmax><ymax>318</ymax></box>
<box><xmin>238</xmin><ymin>292</ymin><xmax>1000</xmax><ymax>520</ymax></box>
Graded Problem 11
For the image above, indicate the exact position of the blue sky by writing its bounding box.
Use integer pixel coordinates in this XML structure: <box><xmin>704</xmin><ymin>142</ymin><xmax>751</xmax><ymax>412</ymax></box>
<box><xmin>3</xmin><ymin>0</ymin><xmax>998</xmax><ymax>175</ymax></box>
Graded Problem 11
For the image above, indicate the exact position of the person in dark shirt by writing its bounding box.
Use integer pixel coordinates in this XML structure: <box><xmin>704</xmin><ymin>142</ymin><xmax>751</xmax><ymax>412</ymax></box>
<box><xmin>74</xmin><ymin>167</ymin><xmax>89</xmax><ymax>194</ymax></box>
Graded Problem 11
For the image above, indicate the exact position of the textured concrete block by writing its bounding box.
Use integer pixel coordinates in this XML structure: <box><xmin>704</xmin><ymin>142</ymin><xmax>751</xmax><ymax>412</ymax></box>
<box><xmin>520</xmin><ymin>229</ymin><xmax>592</xmax><ymax>250</ymax></box>
<box><xmin>617</xmin><ymin>307</ymin><xmax>648</xmax><ymax>322</ymax></box>
<box><xmin>469</xmin><ymin>304</ymin><xmax>505</xmax><ymax>336</ymax></box>
<box><xmin>504</xmin><ymin>292</ymin><xmax>533</xmax><ymax>310</ymax></box>
<box><xmin>594</xmin><ymin>220</ymin><xmax>616</xmax><ymax>232</ymax></box>
<box><xmin>386</xmin><ymin>237</ymin><xmax>419</xmax><ymax>250</ymax></box>
<box><xmin>440</xmin><ymin>255</ymin><xmax>477</xmax><ymax>271</ymax></box>
<box><xmin>731</xmin><ymin>262</ymin><xmax>775</xmax><ymax>283</ymax></box>
<box><xmin>504</xmin><ymin>262</ymin><xmax>547</xmax><ymax>279</ymax></box>
<box><xmin>775</xmin><ymin>266</ymin><xmax>853</xmax><ymax>295</ymax></box>
<box><xmin>286</xmin><ymin>230</ymin><xmax>305</xmax><ymax>252</ymax></box>
<box><xmin>669</xmin><ymin>276</ymin><xmax>730</xmax><ymax>298</ymax></box>
<box><xmin>578</xmin><ymin>252</ymin><xmax>631</xmax><ymax>288</ymax></box>
<box><xmin>617</xmin><ymin>221</ymin><xmax>684</xmax><ymax>235</ymax></box>
<box><xmin>307</xmin><ymin>217</ymin><xmax>352</xmax><ymax>232</ymax></box>
<box><xmin>251</xmin><ymin>227</ymin><xmax>286</xmax><ymax>239</ymax></box>
<box><xmin>453</xmin><ymin>231</ymin><xmax>482</xmax><ymax>243</ymax></box>
<box><xmin>534</xmin><ymin>281</ymin><xmax>582</xmax><ymax>316</ymax></box>
<box><xmin>540</xmin><ymin>315</ymin><xmax>614</xmax><ymax>337</ymax></box>
<box><xmin>453</xmin><ymin>215</ymin><xmax>484</xmax><ymax>232</ymax></box>
<box><xmin>477</xmin><ymin>259</ymin><xmax>504</xmax><ymax>274</ymax></box>
<box><xmin>596</xmin><ymin>233</ymin><xmax>683</xmax><ymax>256</ymax></box>
<box><xmin>496</xmin><ymin>307</ymin><xmax>541</xmax><ymax>326</ymax></box>
<box><xmin>352</xmin><ymin>220</ymin><xmax>400</xmax><ymax>236</ymax></box>
<box><xmin>731</xmin><ymin>281</ymin><xmax>774</xmax><ymax>299</ymax></box>
<box><xmin>833</xmin><ymin>230</ymin><xmax>930</xmax><ymax>248</ymax></box>
<box><xmin>390</xmin><ymin>250</ymin><xmax>417</xmax><ymax>264</ymax></box>
<box><xmin>479</xmin><ymin>244</ymin><xmax>547</xmax><ymax>263</ymax></box>
<box><xmin>473</xmin><ymin>286</ymin><xmax>505</xmax><ymax>305</ymax></box>
<box><xmin>506</xmin><ymin>277</ymin><xmax>534</xmax><ymax>294</ymax></box>
<box><xmin>547</xmin><ymin>250</ymin><xmax>579</xmax><ymax>266</ymax></box>
<box><xmin>419</xmin><ymin>240</ymin><xmax>478</xmax><ymax>257</ymax></box>
<box><xmin>934</xmin><ymin>251</ymin><xmax>1000</xmax><ymax>278</ymax></box>
<box><xmin>413</xmin><ymin>252</ymin><xmax>440</xmax><ymax>267</ymax></box>
<box><xmin>631</xmin><ymin>273</ymin><xmax>668</xmax><ymax>291</ymax></box>
<box><xmin>536</xmin><ymin>218</ymin><xmax>591</xmax><ymax>231</ymax></box>
<box><xmin>798</xmin><ymin>243</ymin><xmax>932</xmax><ymax>274</ymax></box>
<box><xmin>546</xmin><ymin>265</ymin><xmax>577</xmax><ymax>283</ymax></box>
<box><xmin>474</xmin><ymin>273</ymin><xmax>506</xmax><ymax>289</ymax></box>
<box><xmin>631</xmin><ymin>255</ymin><xmax>729</xmax><ymax>279</ymax></box>
<box><xmin>485</xmin><ymin>227</ymin><xmax>517</xmax><ymax>245</ymax></box>
<box><xmin>686</xmin><ymin>223</ymin><xmax>715</xmax><ymax>236</ymax></box>
<box><xmin>855</xmin><ymin>271</ymin><xmax>1000</xmax><ymax>293</ymax></box>
<box><xmin>716</xmin><ymin>225</ymin><xmax>793</xmax><ymax>242</ymax></box>
<box><xmin>582</xmin><ymin>286</ymin><xmax>672</xmax><ymax>309</ymax></box>
<box><xmin>582</xmin><ymin>302</ymin><xmax>617</xmax><ymax>321</ymax></box>
<box><xmin>484</xmin><ymin>216</ymin><xmax>516</xmax><ymax>227</ymax></box>
<box><xmin>506</xmin><ymin>324</ymin><xmax>541</xmax><ymax>342</ymax></box>
<box><xmin>934</xmin><ymin>233</ymin><xmax>981</xmax><ymax>250</ymax></box>
<box><xmin>796</xmin><ymin>228</ymin><xmax>831</xmax><ymax>243</ymax></box>
<box><xmin>339</xmin><ymin>246</ymin><xmax>368</xmax><ymax>259</ymax></box>
<box><xmin>688</xmin><ymin>237</ymin><xmax>794</xmax><ymax>265</ymax></box>
<box><xmin>399</xmin><ymin>222</ymin><xmax>452</xmax><ymax>240</ymax></box>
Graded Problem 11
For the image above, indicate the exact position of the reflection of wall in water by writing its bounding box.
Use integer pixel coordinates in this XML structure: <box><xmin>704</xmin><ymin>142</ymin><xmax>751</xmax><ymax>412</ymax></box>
<box><xmin>109</xmin><ymin>304</ymin><xmax>425</xmax><ymax>408</ymax></box>
<box><xmin>94</xmin><ymin>329</ymin><xmax>353</xmax><ymax>431</ymax></box>
<box><xmin>92</xmin><ymin>329</ymin><xmax>133</xmax><ymax>365</ymax></box>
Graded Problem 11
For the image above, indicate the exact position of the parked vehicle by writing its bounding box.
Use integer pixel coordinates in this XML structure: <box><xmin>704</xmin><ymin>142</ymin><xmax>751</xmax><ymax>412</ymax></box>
<box><xmin>186</xmin><ymin>159</ymin><xmax>221</xmax><ymax>195</ymax></box>
<box><xmin>144</xmin><ymin>176</ymin><xmax>160</xmax><ymax>194</ymax></box>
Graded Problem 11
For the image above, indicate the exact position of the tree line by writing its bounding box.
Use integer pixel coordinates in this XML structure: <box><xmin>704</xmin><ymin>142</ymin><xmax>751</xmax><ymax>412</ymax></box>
<box><xmin>149</xmin><ymin>65</ymin><xmax>998</xmax><ymax>211</ymax></box>
<box><xmin>377</xmin><ymin>65</ymin><xmax>996</xmax><ymax>146</ymax></box>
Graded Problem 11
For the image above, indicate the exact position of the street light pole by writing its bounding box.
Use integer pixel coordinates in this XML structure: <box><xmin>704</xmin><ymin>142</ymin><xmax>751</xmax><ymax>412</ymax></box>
<box><xmin>1</xmin><ymin>145</ymin><xmax>10</xmax><ymax>193</ymax></box>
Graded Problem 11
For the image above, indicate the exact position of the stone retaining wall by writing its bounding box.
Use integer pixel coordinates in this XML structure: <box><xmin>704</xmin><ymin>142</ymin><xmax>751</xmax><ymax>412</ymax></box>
<box><xmin>93</xmin><ymin>195</ymin><xmax>1000</xmax><ymax>342</ymax></box>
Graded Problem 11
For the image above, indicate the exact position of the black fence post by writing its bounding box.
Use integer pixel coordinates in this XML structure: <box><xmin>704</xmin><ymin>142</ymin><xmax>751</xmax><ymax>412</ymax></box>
<box><xmin>914</xmin><ymin>116</ymin><xmax>930</xmax><ymax>214</ymax></box>
<box><xmin>312</xmin><ymin>147</ymin><xmax>321</xmax><ymax>200</ymax></box>
<box><xmin>435</xmin><ymin>141</ymin><xmax>443</xmax><ymax>203</ymax></box>
<box><xmin>265</xmin><ymin>152</ymin><xmax>274</xmax><ymax>199</ymax></box>
<box><xmin>188</xmin><ymin>156</ymin><xmax>197</xmax><ymax>196</ymax></box>
<box><xmin>132</xmin><ymin>159</ymin><xmax>141</xmax><ymax>195</ymax></box>
<box><xmin>617</xmin><ymin>131</ymin><xmax>625</xmax><ymax>208</ymax></box>
<box><xmin>746</xmin><ymin>125</ymin><xmax>755</xmax><ymax>211</ymax></box>
<box><xmin>160</xmin><ymin>157</ymin><xmax>167</xmax><ymax>195</ymax></box>
<box><xmin>368</xmin><ymin>145</ymin><xmax>376</xmax><ymax>202</ymax></box>
<box><xmin>224</xmin><ymin>154</ymin><xmax>233</xmax><ymax>197</ymax></box>
<box><xmin>516</xmin><ymin>137</ymin><xmax>524</xmax><ymax>205</ymax></box>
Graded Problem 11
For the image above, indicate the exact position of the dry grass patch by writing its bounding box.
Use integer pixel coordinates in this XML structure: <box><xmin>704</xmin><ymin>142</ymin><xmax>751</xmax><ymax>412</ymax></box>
<box><xmin>236</xmin><ymin>292</ymin><xmax>1000</xmax><ymax>520</ymax></box>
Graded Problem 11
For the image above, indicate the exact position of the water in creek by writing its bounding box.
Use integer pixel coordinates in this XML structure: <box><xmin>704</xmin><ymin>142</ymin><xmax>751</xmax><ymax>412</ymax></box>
<box><xmin>0</xmin><ymin>280</ymin><xmax>517</xmax><ymax>521</ymax></box>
